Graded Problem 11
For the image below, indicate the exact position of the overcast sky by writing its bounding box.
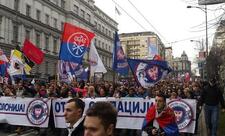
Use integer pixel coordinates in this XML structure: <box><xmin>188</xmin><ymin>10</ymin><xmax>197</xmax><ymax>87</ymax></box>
<box><xmin>94</xmin><ymin>0</ymin><xmax>225</xmax><ymax>63</ymax></box>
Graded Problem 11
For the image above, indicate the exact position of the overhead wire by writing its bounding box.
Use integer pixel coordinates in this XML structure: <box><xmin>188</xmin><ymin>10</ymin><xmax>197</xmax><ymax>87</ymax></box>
<box><xmin>126</xmin><ymin>0</ymin><xmax>168</xmax><ymax>43</ymax></box>
<box><xmin>111</xmin><ymin>0</ymin><xmax>148</xmax><ymax>31</ymax></box>
<box><xmin>111</xmin><ymin>0</ymin><xmax>223</xmax><ymax>46</ymax></box>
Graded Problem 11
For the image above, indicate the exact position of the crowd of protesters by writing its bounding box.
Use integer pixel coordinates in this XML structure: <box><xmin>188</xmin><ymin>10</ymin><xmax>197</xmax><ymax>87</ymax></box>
<box><xmin>0</xmin><ymin>76</ymin><xmax>224</xmax><ymax>136</ymax></box>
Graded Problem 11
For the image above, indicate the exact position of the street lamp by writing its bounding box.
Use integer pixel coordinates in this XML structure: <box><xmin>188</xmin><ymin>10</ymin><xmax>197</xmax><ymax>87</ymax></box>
<box><xmin>187</xmin><ymin>5</ymin><xmax>208</xmax><ymax>56</ymax></box>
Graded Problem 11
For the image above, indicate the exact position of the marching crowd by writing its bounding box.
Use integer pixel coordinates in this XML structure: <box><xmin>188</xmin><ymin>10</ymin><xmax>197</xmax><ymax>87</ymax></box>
<box><xmin>0</xmin><ymin>77</ymin><xmax>224</xmax><ymax>136</ymax></box>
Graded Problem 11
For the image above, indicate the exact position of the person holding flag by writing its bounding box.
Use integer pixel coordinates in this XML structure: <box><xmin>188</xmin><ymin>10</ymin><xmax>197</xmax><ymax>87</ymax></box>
<box><xmin>142</xmin><ymin>93</ymin><xmax>179</xmax><ymax>136</ymax></box>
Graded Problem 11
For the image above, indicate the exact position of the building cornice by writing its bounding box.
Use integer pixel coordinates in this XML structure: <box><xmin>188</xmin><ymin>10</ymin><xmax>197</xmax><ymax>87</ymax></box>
<box><xmin>94</xmin><ymin>5</ymin><xmax>118</xmax><ymax>25</ymax></box>
<box><xmin>93</xmin><ymin>28</ymin><xmax>114</xmax><ymax>41</ymax></box>
<box><xmin>93</xmin><ymin>11</ymin><xmax>118</xmax><ymax>31</ymax></box>
<box><xmin>78</xmin><ymin>0</ymin><xmax>95</xmax><ymax>11</ymax></box>
<box><xmin>39</xmin><ymin>0</ymin><xmax>67</xmax><ymax>14</ymax></box>
<box><xmin>0</xmin><ymin>4</ymin><xmax>62</xmax><ymax>35</ymax></box>
<box><xmin>66</xmin><ymin>11</ymin><xmax>95</xmax><ymax>28</ymax></box>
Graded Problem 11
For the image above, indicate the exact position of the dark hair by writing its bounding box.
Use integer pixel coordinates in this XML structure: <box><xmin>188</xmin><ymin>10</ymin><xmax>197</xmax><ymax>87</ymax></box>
<box><xmin>67</xmin><ymin>98</ymin><xmax>85</xmax><ymax>115</ymax></box>
<box><xmin>145</xmin><ymin>64</ymin><xmax>162</xmax><ymax>82</ymax></box>
<box><xmin>156</xmin><ymin>93</ymin><xmax>166</xmax><ymax>102</ymax></box>
<box><xmin>86</xmin><ymin>102</ymin><xmax>117</xmax><ymax>130</ymax></box>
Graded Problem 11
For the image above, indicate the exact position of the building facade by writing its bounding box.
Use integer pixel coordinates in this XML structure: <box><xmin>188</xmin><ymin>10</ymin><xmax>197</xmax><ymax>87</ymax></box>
<box><xmin>119</xmin><ymin>32</ymin><xmax>165</xmax><ymax>60</ymax></box>
<box><xmin>0</xmin><ymin>0</ymin><xmax>117</xmax><ymax>81</ymax></box>
<box><xmin>172</xmin><ymin>51</ymin><xmax>191</xmax><ymax>77</ymax></box>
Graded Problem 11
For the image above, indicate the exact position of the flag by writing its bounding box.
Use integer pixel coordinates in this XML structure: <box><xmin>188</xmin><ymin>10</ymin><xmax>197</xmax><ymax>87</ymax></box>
<box><xmin>89</xmin><ymin>42</ymin><xmax>107</xmax><ymax>77</ymax></box>
<box><xmin>142</xmin><ymin>105</ymin><xmax>179</xmax><ymax>136</ymax></box>
<box><xmin>115</xmin><ymin>6</ymin><xmax>121</xmax><ymax>15</ymax></box>
<box><xmin>76</xmin><ymin>67</ymin><xmax>89</xmax><ymax>81</ymax></box>
<box><xmin>113</xmin><ymin>31</ymin><xmax>129</xmax><ymax>76</ymax></box>
<box><xmin>153</xmin><ymin>54</ymin><xmax>162</xmax><ymax>60</ymax></box>
<box><xmin>23</xmin><ymin>55</ymin><xmax>35</xmax><ymax>74</ymax></box>
<box><xmin>58</xmin><ymin>60</ymin><xmax>84</xmax><ymax>83</ymax></box>
<box><xmin>59</xmin><ymin>23</ymin><xmax>95</xmax><ymax>64</ymax></box>
<box><xmin>7</xmin><ymin>50</ymin><xmax>25</xmax><ymax>76</ymax></box>
<box><xmin>128</xmin><ymin>58</ymin><xmax>172</xmax><ymax>88</ymax></box>
<box><xmin>0</xmin><ymin>60</ymin><xmax>8</xmax><ymax>77</ymax></box>
<box><xmin>0</xmin><ymin>49</ymin><xmax>9</xmax><ymax>62</ymax></box>
<box><xmin>0</xmin><ymin>49</ymin><xmax>9</xmax><ymax>77</ymax></box>
<box><xmin>22</xmin><ymin>39</ymin><xmax>44</xmax><ymax>64</ymax></box>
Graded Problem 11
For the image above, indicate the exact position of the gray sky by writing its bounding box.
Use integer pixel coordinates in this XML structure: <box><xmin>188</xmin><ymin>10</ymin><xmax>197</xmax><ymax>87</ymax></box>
<box><xmin>94</xmin><ymin>0</ymin><xmax>225</xmax><ymax>63</ymax></box>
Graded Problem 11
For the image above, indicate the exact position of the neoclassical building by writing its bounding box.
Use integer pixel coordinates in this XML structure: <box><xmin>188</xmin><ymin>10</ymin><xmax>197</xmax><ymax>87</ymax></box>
<box><xmin>172</xmin><ymin>51</ymin><xmax>191</xmax><ymax>77</ymax></box>
<box><xmin>0</xmin><ymin>0</ymin><xmax>117</xmax><ymax>81</ymax></box>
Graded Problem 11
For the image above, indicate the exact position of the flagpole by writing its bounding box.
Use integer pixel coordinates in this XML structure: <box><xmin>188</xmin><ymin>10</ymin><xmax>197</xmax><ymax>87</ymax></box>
<box><xmin>87</xmin><ymin>45</ymin><xmax>91</xmax><ymax>83</ymax></box>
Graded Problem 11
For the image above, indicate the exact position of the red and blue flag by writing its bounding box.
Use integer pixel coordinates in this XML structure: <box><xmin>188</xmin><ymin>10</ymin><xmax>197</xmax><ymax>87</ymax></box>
<box><xmin>142</xmin><ymin>105</ymin><xmax>179</xmax><ymax>136</ymax></box>
<box><xmin>59</xmin><ymin>23</ymin><xmax>95</xmax><ymax>64</ymax></box>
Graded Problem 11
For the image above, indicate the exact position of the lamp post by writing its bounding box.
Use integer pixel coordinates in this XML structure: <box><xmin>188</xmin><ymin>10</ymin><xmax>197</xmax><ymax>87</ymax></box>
<box><xmin>187</xmin><ymin>5</ymin><xmax>208</xmax><ymax>56</ymax></box>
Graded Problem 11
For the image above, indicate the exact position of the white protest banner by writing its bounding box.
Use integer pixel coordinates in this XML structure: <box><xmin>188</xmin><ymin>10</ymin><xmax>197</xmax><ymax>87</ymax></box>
<box><xmin>52</xmin><ymin>97</ymin><xmax>153</xmax><ymax>129</ymax></box>
<box><xmin>53</xmin><ymin>97</ymin><xmax>196</xmax><ymax>133</ymax></box>
<box><xmin>0</xmin><ymin>97</ymin><xmax>51</xmax><ymax>127</ymax></box>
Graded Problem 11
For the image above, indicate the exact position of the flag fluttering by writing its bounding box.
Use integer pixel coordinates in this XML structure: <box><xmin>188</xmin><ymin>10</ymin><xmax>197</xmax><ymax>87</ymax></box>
<box><xmin>7</xmin><ymin>50</ymin><xmax>25</xmax><ymax>76</ymax></box>
<box><xmin>89</xmin><ymin>42</ymin><xmax>107</xmax><ymax>77</ymax></box>
<box><xmin>59</xmin><ymin>23</ymin><xmax>95</xmax><ymax>64</ymax></box>
<box><xmin>115</xmin><ymin>6</ymin><xmax>121</xmax><ymax>15</ymax></box>
<box><xmin>128</xmin><ymin>58</ymin><xmax>172</xmax><ymax>88</ymax></box>
<box><xmin>113</xmin><ymin>31</ymin><xmax>129</xmax><ymax>76</ymax></box>
<box><xmin>58</xmin><ymin>60</ymin><xmax>84</xmax><ymax>83</ymax></box>
<box><xmin>22</xmin><ymin>39</ymin><xmax>44</xmax><ymax>64</ymax></box>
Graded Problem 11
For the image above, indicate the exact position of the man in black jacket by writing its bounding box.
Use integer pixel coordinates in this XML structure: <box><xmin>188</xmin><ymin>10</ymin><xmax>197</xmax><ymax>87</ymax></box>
<box><xmin>200</xmin><ymin>78</ymin><xmax>225</xmax><ymax>136</ymax></box>
<box><xmin>64</xmin><ymin>98</ymin><xmax>85</xmax><ymax>136</ymax></box>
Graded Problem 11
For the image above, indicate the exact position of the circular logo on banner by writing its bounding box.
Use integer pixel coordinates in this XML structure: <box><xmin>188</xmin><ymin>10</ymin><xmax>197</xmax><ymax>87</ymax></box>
<box><xmin>67</xmin><ymin>32</ymin><xmax>89</xmax><ymax>57</ymax></box>
<box><xmin>168</xmin><ymin>100</ymin><xmax>193</xmax><ymax>130</ymax></box>
<box><xmin>27</xmin><ymin>99</ymin><xmax>49</xmax><ymax>125</ymax></box>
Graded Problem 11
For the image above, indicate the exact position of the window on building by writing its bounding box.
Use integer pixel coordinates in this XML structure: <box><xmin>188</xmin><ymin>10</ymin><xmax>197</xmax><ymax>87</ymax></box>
<box><xmin>61</xmin><ymin>0</ymin><xmax>65</xmax><ymax>9</ymax></box>
<box><xmin>61</xmin><ymin>22</ymin><xmax>64</xmax><ymax>31</ymax></box>
<box><xmin>26</xmin><ymin>5</ymin><xmax>31</xmax><ymax>17</ymax></box>
<box><xmin>102</xmin><ymin>26</ymin><xmax>104</xmax><ymax>33</ymax></box>
<box><xmin>36</xmin><ymin>32</ymin><xmax>41</xmax><ymax>48</ymax></box>
<box><xmin>25</xmin><ymin>29</ymin><xmax>30</xmax><ymax>40</ymax></box>
<box><xmin>86</xmin><ymin>13</ymin><xmax>91</xmax><ymax>22</ymax></box>
<box><xmin>45</xmin><ymin>35</ymin><xmax>49</xmax><ymax>50</ymax></box>
<box><xmin>12</xmin><ymin>23</ymin><xmax>19</xmax><ymax>42</ymax></box>
<box><xmin>54</xmin><ymin>0</ymin><xmax>59</xmax><ymax>5</ymax></box>
<box><xmin>105</xmin><ymin>44</ymin><xmax>108</xmax><ymax>51</ymax></box>
<box><xmin>80</xmin><ymin>9</ymin><xmax>85</xmax><ymax>18</ymax></box>
<box><xmin>45</xmin><ymin>14</ymin><xmax>50</xmax><ymax>25</ymax></box>
<box><xmin>53</xmin><ymin>18</ymin><xmax>57</xmax><ymax>28</ymax></box>
<box><xmin>36</xmin><ymin>9</ymin><xmax>41</xmax><ymax>21</ymax></box>
<box><xmin>105</xmin><ymin>28</ymin><xmax>108</xmax><ymax>35</ymax></box>
<box><xmin>35</xmin><ymin>65</ymin><xmax>39</xmax><ymax>74</ymax></box>
<box><xmin>98</xmin><ymin>40</ymin><xmax>101</xmax><ymax>47</ymax></box>
<box><xmin>109</xmin><ymin>31</ymin><xmax>111</xmax><ymax>37</ymax></box>
<box><xmin>14</xmin><ymin>0</ymin><xmax>20</xmax><ymax>11</ymax></box>
<box><xmin>94</xmin><ymin>39</ymin><xmax>97</xmax><ymax>46</ymax></box>
<box><xmin>98</xmin><ymin>24</ymin><xmax>101</xmax><ymax>30</ymax></box>
<box><xmin>74</xmin><ymin>5</ymin><xmax>79</xmax><ymax>14</ymax></box>
<box><xmin>102</xmin><ymin>42</ymin><xmax>104</xmax><ymax>49</ymax></box>
<box><xmin>53</xmin><ymin>38</ymin><xmax>57</xmax><ymax>53</ymax></box>
<box><xmin>94</xmin><ymin>21</ymin><xmax>97</xmax><ymax>28</ymax></box>
<box><xmin>0</xmin><ymin>16</ymin><xmax>2</xmax><ymax>37</ymax></box>
<box><xmin>109</xmin><ymin>45</ymin><xmax>111</xmax><ymax>52</ymax></box>
<box><xmin>45</xmin><ymin>61</ymin><xmax>48</xmax><ymax>75</ymax></box>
